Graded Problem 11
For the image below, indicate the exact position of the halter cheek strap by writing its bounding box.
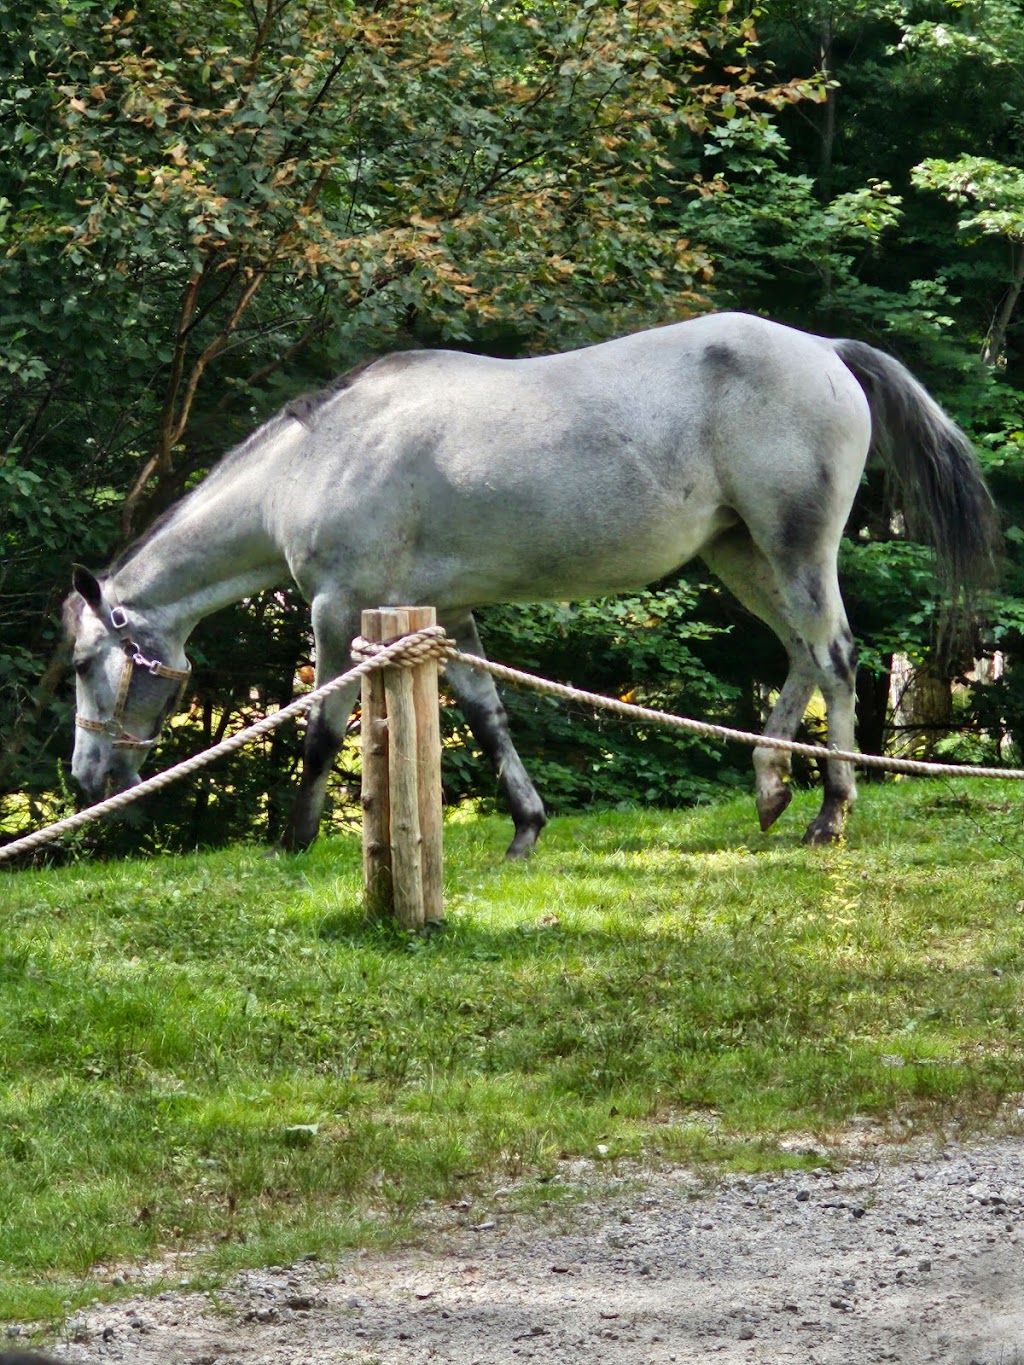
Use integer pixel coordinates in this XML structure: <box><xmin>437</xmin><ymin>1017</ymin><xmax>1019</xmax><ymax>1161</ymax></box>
<box><xmin>75</xmin><ymin>606</ymin><xmax>192</xmax><ymax>751</ymax></box>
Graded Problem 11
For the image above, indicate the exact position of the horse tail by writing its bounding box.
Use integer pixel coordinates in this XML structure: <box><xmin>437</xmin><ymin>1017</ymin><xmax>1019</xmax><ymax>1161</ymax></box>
<box><xmin>832</xmin><ymin>338</ymin><xmax>1000</xmax><ymax>631</ymax></box>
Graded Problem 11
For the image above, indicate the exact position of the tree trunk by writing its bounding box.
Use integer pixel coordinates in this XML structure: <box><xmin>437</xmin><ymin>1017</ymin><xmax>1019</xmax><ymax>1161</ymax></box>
<box><xmin>893</xmin><ymin>661</ymin><xmax>954</xmax><ymax>760</ymax></box>
<box><xmin>855</xmin><ymin>656</ymin><xmax>893</xmax><ymax>775</ymax></box>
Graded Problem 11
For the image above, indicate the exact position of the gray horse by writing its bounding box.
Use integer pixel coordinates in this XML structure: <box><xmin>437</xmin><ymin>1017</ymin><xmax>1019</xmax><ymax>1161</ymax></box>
<box><xmin>65</xmin><ymin>312</ymin><xmax>998</xmax><ymax>854</ymax></box>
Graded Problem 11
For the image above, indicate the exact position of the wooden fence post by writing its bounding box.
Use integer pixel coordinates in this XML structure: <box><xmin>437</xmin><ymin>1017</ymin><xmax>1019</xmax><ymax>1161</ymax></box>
<box><xmin>360</xmin><ymin>609</ymin><xmax>392</xmax><ymax>918</ymax></box>
<box><xmin>359</xmin><ymin>607</ymin><xmax>444</xmax><ymax>929</ymax></box>
<box><xmin>406</xmin><ymin>606</ymin><xmax>445</xmax><ymax>926</ymax></box>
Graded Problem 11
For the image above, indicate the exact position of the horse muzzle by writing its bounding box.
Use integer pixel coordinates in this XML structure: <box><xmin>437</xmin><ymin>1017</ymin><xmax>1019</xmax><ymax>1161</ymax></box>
<box><xmin>72</xmin><ymin>746</ymin><xmax>144</xmax><ymax>803</ymax></box>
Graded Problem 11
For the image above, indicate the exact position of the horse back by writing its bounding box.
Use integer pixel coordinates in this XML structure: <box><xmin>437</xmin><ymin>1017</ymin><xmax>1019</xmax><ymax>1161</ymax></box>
<box><xmin>285</xmin><ymin>314</ymin><xmax>871</xmax><ymax>602</ymax></box>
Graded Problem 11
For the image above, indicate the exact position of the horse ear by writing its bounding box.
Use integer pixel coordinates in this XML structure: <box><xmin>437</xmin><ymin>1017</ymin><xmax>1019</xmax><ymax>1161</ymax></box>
<box><xmin>72</xmin><ymin>564</ymin><xmax>105</xmax><ymax>616</ymax></box>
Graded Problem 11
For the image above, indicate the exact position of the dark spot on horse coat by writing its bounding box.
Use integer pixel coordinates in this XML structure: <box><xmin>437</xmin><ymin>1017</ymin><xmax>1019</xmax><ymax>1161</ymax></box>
<box><xmin>804</xmin><ymin>572</ymin><xmax>824</xmax><ymax>612</ymax></box>
<box><xmin>829</xmin><ymin>636</ymin><xmax>857</xmax><ymax>686</ymax></box>
<box><xmin>779</xmin><ymin>505</ymin><xmax>815</xmax><ymax>557</ymax></box>
<box><xmin>702</xmin><ymin>342</ymin><xmax>746</xmax><ymax>382</ymax></box>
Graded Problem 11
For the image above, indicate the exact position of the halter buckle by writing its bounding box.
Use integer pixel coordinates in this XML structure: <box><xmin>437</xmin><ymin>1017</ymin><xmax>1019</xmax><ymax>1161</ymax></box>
<box><xmin>109</xmin><ymin>606</ymin><xmax>129</xmax><ymax>631</ymax></box>
<box><xmin>132</xmin><ymin>648</ymin><xmax>163</xmax><ymax>675</ymax></box>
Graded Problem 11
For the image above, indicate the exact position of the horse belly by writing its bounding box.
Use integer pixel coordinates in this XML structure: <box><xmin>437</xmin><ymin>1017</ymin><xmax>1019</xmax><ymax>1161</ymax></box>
<box><xmin>408</xmin><ymin>477</ymin><xmax>735</xmax><ymax>607</ymax></box>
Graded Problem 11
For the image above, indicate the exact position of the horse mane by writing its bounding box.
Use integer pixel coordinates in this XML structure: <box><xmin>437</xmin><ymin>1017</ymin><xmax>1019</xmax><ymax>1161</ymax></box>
<box><xmin>283</xmin><ymin>357</ymin><xmax>380</xmax><ymax>427</ymax></box>
<box><xmin>284</xmin><ymin>349</ymin><xmax>431</xmax><ymax>427</ymax></box>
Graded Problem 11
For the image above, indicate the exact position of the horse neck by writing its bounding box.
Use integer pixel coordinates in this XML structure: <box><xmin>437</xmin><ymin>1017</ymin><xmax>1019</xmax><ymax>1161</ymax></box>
<box><xmin>108</xmin><ymin>422</ymin><xmax>297</xmax><ymax>641</ymax></box>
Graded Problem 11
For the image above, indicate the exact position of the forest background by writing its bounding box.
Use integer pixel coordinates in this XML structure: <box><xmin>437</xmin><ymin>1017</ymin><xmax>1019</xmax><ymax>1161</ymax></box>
<box><xmin>3</xmin><ymin>0</ymin><xmax>1024</xmax><ymax>852</ymax></box>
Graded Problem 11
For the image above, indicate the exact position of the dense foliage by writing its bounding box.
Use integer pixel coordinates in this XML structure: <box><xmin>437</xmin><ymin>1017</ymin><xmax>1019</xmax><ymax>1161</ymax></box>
<box><xmin>2</xmin><ymin>0</ymin><xmax>1023</xmax><ymax>849</ymax></box>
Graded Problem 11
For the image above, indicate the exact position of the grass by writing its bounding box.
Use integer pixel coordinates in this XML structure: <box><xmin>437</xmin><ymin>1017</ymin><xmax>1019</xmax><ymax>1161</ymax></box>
<box><xmin>1</xmin><ymin>778</ymin><xmax>1023</xmax><ymax>1322</ymax></box>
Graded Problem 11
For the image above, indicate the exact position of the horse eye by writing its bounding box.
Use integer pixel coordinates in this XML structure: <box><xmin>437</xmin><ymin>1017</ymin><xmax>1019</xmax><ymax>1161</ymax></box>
<box><xmin>73</xmin><ymin>659</ymin><xmax>90</xmax><ymax>677</ymax></box>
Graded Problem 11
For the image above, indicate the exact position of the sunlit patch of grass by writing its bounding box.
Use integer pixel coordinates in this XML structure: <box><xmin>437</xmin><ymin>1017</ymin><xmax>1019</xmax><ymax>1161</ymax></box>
<box><xmin>1</xmin><ymin>778</ymin><xmax>1023</xmax><ymax>1319</ymax></box>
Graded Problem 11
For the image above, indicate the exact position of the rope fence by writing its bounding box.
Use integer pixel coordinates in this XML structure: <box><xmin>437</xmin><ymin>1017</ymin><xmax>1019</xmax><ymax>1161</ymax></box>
<box><xmin>3</xmin><ymin>620</ymin><xmax>1023</xmax><ymax>869</ymax></box>
<box><xmin>445</xmin><ymin>649</ymin><xmax>1024</xmax><ymax>781</ymax></box>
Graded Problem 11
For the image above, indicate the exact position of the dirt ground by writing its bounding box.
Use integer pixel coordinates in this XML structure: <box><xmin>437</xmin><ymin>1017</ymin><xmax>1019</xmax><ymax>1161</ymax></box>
<box><xmin>30</xmin><ymin>1134</ymin><xmax>1024</xmax><ymax>1365</ymax></box>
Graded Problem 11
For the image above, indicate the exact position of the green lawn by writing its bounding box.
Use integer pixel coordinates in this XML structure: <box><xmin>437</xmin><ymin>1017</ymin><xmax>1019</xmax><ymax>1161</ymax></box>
<box><xmin>1</xmin><ymin>779</ymin><xmax>1023</xmax><ymax>1321</ymax></box>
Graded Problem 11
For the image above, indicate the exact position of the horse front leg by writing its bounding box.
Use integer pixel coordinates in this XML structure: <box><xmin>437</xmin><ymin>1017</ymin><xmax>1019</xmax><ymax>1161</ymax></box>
<box><xmin>282</xmin><ymin>683</ymin><xmax>359</xmax><ymax>850</ymax></box>
<box><xmin>283</xmin><ymin>601</ymin><xmax>360</xmax><ymax>851</ymax></box>
<box><xmin>442</xmin><ymin>610</ymin><xmax>547</xmax><ymax>859</ymax></box>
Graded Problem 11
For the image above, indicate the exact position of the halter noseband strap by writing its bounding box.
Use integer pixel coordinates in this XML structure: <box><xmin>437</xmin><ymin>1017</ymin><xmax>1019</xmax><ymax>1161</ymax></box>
<box><xmin>75</xmin><ymin>604</ymin><xmax>192</xmax><ymax>751</ymax></box>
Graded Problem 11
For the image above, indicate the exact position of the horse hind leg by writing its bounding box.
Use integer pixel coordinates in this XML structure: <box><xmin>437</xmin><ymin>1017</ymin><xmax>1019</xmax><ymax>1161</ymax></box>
<box><xmin>754</xmin><ymin>670</ymin><xmax>818</xmax><ymax>831</ymax></box>
<box><xmin>441</xmin><ymin>610</ymin><xmax>547</xmax><ymax>859</ymax></box>
<box><xmin>765</xmin><ymin>551</ymin><xmax>859</xmax><ymax>846</ymax></box>
<box><xmin>800</xmin><ymin>618</ymin><xmax>859</xmax><ymax>845</ymax></box>
<box><xmin>703</xmin><ymin>529</ymin><xmax>817</xmax><ymax>832</ymax></box>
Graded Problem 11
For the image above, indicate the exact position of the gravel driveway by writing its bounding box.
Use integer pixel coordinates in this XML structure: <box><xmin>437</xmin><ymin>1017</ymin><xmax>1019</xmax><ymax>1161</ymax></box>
<box><xmin>39</xmin><ymin>1136</ymin><xmax>1024</xmax><ymax>1365</ymax></box>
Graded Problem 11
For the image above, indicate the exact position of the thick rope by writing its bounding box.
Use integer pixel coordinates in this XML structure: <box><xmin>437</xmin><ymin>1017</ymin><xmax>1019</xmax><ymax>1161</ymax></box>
<box><xmin>444</xmin><ymin>648</ymin><xmax>1024</xmax><ymax>781</ymax></box>
<box><xmin>3</xmin><ymin>623</ymin><xmax>1021</xmax><ymax>865</ymax></box>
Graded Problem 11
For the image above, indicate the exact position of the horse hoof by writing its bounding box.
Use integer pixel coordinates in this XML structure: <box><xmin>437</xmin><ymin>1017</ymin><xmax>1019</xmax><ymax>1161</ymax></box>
<box><xmin>756</xmin><ymin>785</ymin><xmax>792</xmax><ymax>832</ymax></box>
<box><xmin>801</xmin><ymin>823</ymin><xmax>841</xmax><ymax>847</ymax></box>
<box><xmin>504</xmin><ymin>831</ymin><xmax>539</xmax><ymax>860</ymax></box>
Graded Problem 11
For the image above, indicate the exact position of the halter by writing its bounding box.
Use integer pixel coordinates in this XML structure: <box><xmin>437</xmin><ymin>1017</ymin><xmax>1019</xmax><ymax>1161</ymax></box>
<box><xmin>75</xmin><ymin>605</ymin><xmax>192</xmax><ymax>751</ymax></box>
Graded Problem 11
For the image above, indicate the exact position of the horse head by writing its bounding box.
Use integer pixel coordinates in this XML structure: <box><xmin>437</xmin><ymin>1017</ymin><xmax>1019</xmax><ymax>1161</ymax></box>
<box><xmin>64</xmin><ymin>566</ymin><xmax>191</xmax><ymax>800</ymax></box>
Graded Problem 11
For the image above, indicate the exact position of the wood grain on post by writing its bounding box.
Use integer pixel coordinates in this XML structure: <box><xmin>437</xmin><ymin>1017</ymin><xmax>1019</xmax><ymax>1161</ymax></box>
<box><xmin>360</xmin><ymin>608</ymin><xmax>392</xmax><ymax>916</ymax></box>
<box><xmin>379</xmin><ymin>608</ymin><xmax>426</xmax><ymax>930</ymax></box>
<box><xmin>405</xmin><ymin>605</ymin><xmax>444</xmax><ymax>925</ymax></box>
